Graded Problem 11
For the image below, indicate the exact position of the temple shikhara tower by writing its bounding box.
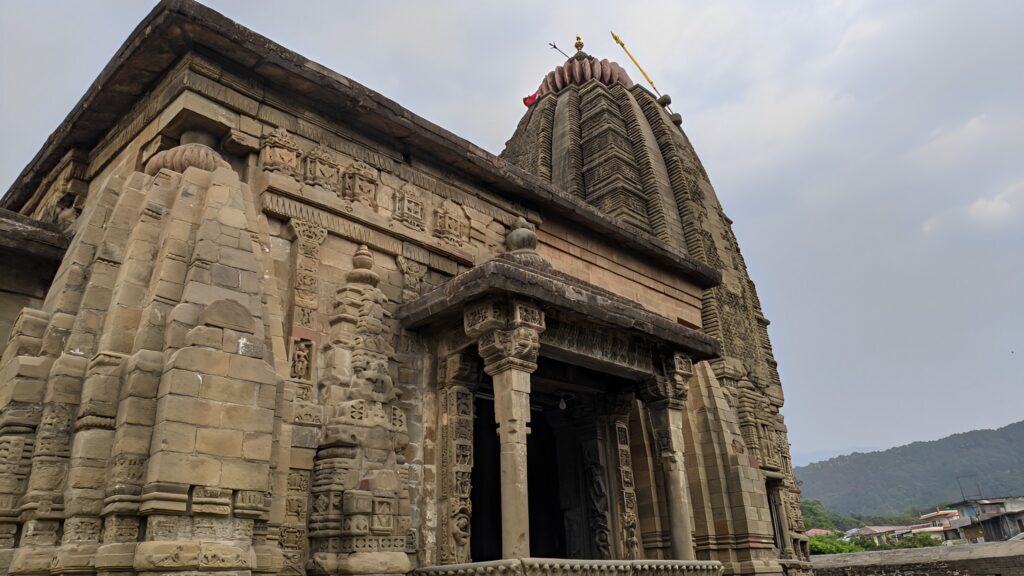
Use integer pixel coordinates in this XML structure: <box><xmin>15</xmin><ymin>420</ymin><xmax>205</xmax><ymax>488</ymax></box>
<box><xmin>0</xmin><ymin>2</ymin><xmax>811</xmax><ymax>575</ymax></box>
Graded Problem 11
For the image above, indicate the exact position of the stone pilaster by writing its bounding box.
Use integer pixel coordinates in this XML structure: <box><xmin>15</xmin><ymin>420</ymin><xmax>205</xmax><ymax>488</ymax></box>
<box><xmin>463</xmin><ymin>299</ymin><xmax>544</xmax><ymax>559</ymax></box>
<box><xmin>641</xmin><ymin>352</ymin><xmax>696</xmax><ymax>561</ymax></box>
<box><xmin>282</xmin><ymin>218</ymin><xmax>327</xmax><ymax>576</ymax></box>
<box><xmin>435</xmin><ymin>352</ymin><xmax>479</xmax><ymax>564</ymax></box>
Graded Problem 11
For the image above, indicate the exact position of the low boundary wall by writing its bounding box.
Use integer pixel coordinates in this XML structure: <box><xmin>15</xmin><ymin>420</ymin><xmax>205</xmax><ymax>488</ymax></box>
<box><xmin>812</xmin><ymin>542</ymin><xmax>1024</xmax><ymax>576</ymax></box>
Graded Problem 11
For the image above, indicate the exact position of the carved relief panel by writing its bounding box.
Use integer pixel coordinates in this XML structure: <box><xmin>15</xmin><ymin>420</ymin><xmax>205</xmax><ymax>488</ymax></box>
<box><xmin>303</xmin><ymin>144</ymin><xmax>340</xmax><ymax>192</ymax></box>
<box><xmin>341</xmin><ymin>161</ymin><xmax>379</xmax><ymax>210</ymax></box>
<box><xmin>392</xmin><ymin>185</ymin><xmax>425</xmax><ymax>231</ymax></box>
<box><xmin>436</xmin><ymin>352</ymin><xmax>479</xmax><ymax>564</ymax></box>
<box><xmin>261</xmin><ymin>128</ymin><xmax>303</xmax><ymax>177</ymax></box>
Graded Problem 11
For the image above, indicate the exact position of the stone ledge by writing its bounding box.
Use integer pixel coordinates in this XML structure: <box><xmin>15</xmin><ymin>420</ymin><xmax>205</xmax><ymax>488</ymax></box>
<box><xmin>397</xmin><ymin>254</ymin><xmax>721</xmax><ymax>361</ymax></box>
<box><xmin>416</xmin><ymin>558</ymin><xmax>724</xmax><ymax>576</ymax></box>
<box><xmin>0</xmin><ymin>208</ymin><xmax>69</xmax><ymax>262</ymax></box>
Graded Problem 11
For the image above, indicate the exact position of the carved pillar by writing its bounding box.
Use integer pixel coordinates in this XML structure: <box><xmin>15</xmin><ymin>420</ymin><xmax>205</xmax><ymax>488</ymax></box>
<box><xmin>640</xmin><ymin>352</ymin><xmax>695</xmax><ymax>560</ymax></box>
<box><xmin>576</xmin><ymin>406</ymin><xmax>613</xmax><ymax>560</ymax></box>
<box><xmin>282</xmin><ymin>218</ymin><xmax>326</xmax><ymax>576</ymax></box>
<box><xmin>463</xmin><ymin>299</ymin><xmax>544</xmax><ymax>559</ymax></box>
<box><xmin>767</xmin><ymin>480</ymin><xmax>795</xmax><ymax>560</ymax></box>
<box><xmin>436</xmin><ymin>352</ymin><xmax>479</xmax><ymax>564</ymax></box>
<box><xmin>611</xmin><ymin>403</ymin><xmax>642</xmax><ymax>560</ymax></box>
<box><xmin>288</xmin><ymin>219</ymin><xmax>327</xmax><ymax>330</ymax></box>
<box><xmin>571</xmin><ymin>392</ymin><xmax>641</xmax><ymax>561</ymax></box>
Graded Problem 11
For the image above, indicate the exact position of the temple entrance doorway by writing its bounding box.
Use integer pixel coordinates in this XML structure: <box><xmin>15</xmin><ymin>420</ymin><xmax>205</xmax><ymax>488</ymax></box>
<box><xmin>471</xmin><ymin>389</ymin><xmax>577</xmax><ymax>557</ymax></box>
<box><xmin>469</xmin><ymin>396</ymin><xmax>501</xmax><ymax>561</ymax></box>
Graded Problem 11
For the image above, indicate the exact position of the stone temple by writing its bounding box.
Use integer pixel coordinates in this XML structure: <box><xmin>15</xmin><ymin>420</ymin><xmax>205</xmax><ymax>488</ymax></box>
<box><xmin>0</xmin><ymin>2</ymin><xmax>812</xmax><ymax>575</ymax></box>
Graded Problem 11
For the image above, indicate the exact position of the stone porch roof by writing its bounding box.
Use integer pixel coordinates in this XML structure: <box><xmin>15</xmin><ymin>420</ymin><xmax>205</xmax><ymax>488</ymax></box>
<box><xmin>0</xmin><ymin>0</ymin><xmax>720</xmax><ymax>291</ymax></box>
<box><xmin>397</xmin><ymin>253</ymin><xmax>721</xmax><ymax>362</ymax></box>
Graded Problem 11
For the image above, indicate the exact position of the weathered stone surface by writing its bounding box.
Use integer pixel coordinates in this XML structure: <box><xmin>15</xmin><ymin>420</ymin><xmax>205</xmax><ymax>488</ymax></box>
<box><xmin>812</xmin><ymin>542</ymin><xmax>1024</xmax><ymax>576</ymax></box>
<box><xmin>0</xmin><ymin>2</ymin><xmax>810</xmax><ymax>575</ymax></box>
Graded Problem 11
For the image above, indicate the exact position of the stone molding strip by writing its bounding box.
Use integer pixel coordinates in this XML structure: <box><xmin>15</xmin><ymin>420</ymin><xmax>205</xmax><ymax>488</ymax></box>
<box><xmin>416</xmin><ymin>558</ymin><xmax>724</xmax><ymax>576</ymax></box>
<box><xmin>0</xmin><ymin>0</ymin><xmax>720</xmax><ymax>291</ymax></box>
<box><xmin>397</xmin><ymin>255</ymin><xmax>721</xmax><ymax>361</ymax></box>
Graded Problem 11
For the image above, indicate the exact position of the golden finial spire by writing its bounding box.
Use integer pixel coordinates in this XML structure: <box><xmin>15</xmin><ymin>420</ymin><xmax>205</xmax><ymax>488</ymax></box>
<box><xmin>574</xmin><ymin>34</ymin><xmax>584</xmax><ymax>52</ymax></box>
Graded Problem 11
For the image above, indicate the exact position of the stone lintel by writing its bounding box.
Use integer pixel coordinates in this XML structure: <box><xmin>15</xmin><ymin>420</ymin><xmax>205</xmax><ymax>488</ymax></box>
<box><xmin>398</xmin><ymin>255</ymin><xmax>720</xmax><ymax>362</ymax></box>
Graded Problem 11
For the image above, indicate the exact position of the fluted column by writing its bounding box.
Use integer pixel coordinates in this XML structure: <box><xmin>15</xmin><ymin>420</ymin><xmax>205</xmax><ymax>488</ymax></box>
<box><xmin>641</xmin><ymin>352</ymin><xmax>695</xmax><ymax>560</ymax></box>
<box><xmin>464</xmin><ymin>299</ymin><xmax>544</xmax><ymax>559</ymax></box>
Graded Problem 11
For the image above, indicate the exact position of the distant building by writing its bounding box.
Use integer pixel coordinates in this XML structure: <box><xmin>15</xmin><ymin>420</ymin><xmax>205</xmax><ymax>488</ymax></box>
<box><xmin>946</xmin><ymin>497</ymin><xmax>1024</xmax><ymax>542</ymax></box>
<box><xmin>914</xmin><ymin>509</ymin><xmax>961</xmax><ymax>542</ymax></box>
<box><xmin>851</xmin><ymin>526</ymin><xmax>907</xmax><ymax>546</ymax></box>
<box><xmin>805</xmin><ymin>528</ymin><xmax>835</xmax><ymax>537</ymax></box>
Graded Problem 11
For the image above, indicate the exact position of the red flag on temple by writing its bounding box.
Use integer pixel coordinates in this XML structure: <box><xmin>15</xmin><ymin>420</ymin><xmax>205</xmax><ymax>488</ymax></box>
<box><xmin>522</xmin><ymin>89</ymin><xmax>540</xmax><ymax>107</ymax></box>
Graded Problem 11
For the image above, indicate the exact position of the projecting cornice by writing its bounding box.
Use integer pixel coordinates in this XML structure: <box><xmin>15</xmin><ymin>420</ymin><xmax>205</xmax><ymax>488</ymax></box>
<box><xmin>397</xmin><ymin>254</ymin><xmax>721</xmax><ymax>362</ymax></box>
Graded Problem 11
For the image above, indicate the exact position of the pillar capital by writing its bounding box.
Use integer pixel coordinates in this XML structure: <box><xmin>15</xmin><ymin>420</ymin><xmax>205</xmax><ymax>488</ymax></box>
<box><xmin>639</xmin><ymin>351</ymin><xmax>692</xmax><ymax>409</ymax></box>
<box><xmin>464</xmin><ymin>299</ymin><xmax>545</xmax><ymax>376</ymax></box>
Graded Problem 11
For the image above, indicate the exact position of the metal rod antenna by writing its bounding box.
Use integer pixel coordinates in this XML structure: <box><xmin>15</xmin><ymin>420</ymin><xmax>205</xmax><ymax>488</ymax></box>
<box><xmin>549</xmin><ymin>42</ymin><xmax>571</xmax><ymax>60</ymax></box>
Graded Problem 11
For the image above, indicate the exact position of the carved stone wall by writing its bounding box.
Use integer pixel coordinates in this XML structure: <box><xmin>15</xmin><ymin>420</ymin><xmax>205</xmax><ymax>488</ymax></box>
<box><xmin>0</xmin><ymin>7</ymin><xmax>805</xmax><ymax>576</ymax></box>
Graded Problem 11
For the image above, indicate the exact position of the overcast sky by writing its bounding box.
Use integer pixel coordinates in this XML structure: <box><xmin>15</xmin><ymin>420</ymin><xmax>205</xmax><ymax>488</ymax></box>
<box><xmin>2</xmin><ymin>1</ymin><xmax>1022</xmax><ymax>466</ymax></box>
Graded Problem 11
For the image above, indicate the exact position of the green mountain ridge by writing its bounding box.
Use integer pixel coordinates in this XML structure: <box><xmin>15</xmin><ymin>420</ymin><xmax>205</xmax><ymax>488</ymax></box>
<box><xmin>794</xmin><ymin>419</ymin><xmax>1024</xmax><ymax>516</ymax></box>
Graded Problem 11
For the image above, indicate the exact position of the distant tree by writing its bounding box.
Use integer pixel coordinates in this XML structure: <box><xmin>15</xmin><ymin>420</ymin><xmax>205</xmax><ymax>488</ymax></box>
<box><xmin>801</xmin><ymin>499</ymin><xmax>836</xmax><ymax>530</ymax></box>
<box><xmin>892</xmin><ymin>533</ymin><xmax>942</xmax><ymax>549</ymax></box>
<box><xmin>808</xmin><ymin>535</ymin><xmax>864</xmax><ymax>555</ymax></box>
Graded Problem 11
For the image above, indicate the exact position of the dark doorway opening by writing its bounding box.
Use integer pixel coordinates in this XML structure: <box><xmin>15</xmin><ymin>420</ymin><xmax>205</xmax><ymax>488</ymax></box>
<box><xmin>471</xmin><ymin>396</ymin><xmax>501</xmax><ymax>561</ymax></box>
<box><xmin>470</xmin><ymin>396</ymin><xmax>568</xmax><ymax>560</ymax></box>
<box><xmin>528</xmin><ymin>406</ymin><xmax>566</xmax><ymax>557</ymax></box>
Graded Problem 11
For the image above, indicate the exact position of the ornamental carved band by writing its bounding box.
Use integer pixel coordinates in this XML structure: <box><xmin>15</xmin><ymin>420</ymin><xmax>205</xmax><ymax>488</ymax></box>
<box><xmin>464</xmin><ymin>300</ymin><xmax>545</xmax><ymax>375</ymax></box>
<box><xmin>288</xmin><ymin>218</ymin><xmax>328</xmax><ymax>330</ymax></box>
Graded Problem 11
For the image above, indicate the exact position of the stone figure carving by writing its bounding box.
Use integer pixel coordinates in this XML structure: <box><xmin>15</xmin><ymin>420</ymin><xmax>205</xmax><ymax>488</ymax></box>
<box><xmin>291</xmin><ymin>339</ymin><xmax>312</xmax><ymax>381</ymax></box>
<box><xmin>341</xmin><ymin>161</ymin><xmax>379</xmax><ymax>209</ymax></box>
<box><xmin>392</xmin><ymin>185</ymin><xmax>425</xmax><ymax>231</ymax></box>
<box><xmin>261</xmin><ymin>127</ymin><xmax>303</xmax><ymax>177</ymax></box>
<box><xmin>395</xmin><ymin>255</ymin><xmax>427</xmax><ymax>302</ymax></box>
<box><xmin>584</xmin><ymin>450</ymin><xmax>613</xmax><ymax>559</ymax></box>
<box><xmin>437</xmin><ymin>352</ymin><xmax>478</xmax><ymax>564</ymax></box>
<box><xmin>451</xmin><ymin>506</ymin><xmax>471</xmax><ymax>560</ymax></box>
<box><xmin>303</xmin><ymin>144</ymin><xmax>340</xmax><ymax>192</ymax></box>
<box><xmin>288</xmin><ymin>218</ymin><xmax>328</xmax><ymax>331</ymax></box>
<box><xmin>432</xmin><ymin>204</ymin><xmax>467</xmax><ymax>246</ymax></box>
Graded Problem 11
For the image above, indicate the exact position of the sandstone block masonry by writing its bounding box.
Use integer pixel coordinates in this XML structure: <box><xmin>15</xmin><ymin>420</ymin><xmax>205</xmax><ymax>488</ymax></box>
<box><xmin>0</xmin><ymin>1</ymin><xmax>813</xmax><ymax>575</ymax></box>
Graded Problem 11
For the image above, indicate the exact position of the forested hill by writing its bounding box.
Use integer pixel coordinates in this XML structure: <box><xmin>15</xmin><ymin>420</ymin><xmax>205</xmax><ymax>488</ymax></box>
<box><xmin>794</xmin><ymin>420</ymin><xmax>1024</xmax><ymax>516</ymax></box>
